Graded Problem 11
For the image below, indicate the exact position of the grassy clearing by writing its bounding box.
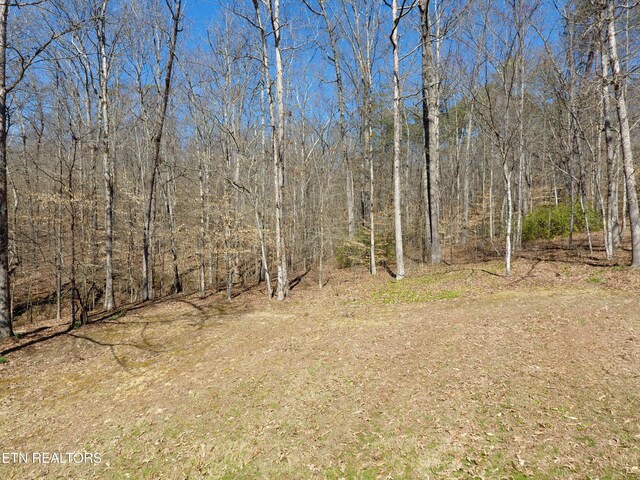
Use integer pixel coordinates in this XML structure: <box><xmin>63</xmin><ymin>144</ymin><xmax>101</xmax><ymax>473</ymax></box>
<box><xmin>0</xmin><ymin>258</ymin><xmax>639</xmax><ymax>479</ymax></box>
<box><xmin>372</xmin><ymin>281</ymin><xmax>462</xmax><ymax>304</ymax></box>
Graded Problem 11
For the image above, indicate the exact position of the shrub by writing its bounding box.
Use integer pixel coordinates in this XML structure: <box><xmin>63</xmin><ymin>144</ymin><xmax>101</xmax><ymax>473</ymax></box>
<box><xmin>335</xmin><ymin>228</ymin><xmax>394</xmax><ymax>268</ymax></box>
<box><xmin>522</xmin><ymin>203</ymin><xmax>601</xmax><ymax>242</ymax></box>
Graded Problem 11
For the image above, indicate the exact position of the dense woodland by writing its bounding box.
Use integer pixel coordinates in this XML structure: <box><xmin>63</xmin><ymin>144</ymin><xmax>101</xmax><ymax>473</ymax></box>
<box><xmin>0</xmin><ymin>0</ymin><xmax>638</xmax><ymax>337</ymax></box>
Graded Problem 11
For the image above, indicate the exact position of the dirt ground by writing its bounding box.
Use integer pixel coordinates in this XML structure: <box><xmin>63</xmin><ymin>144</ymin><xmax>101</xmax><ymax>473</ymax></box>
<box><xmin>1</xmin><ymin>248</ymin><xmax>639</xmax><ymax>478</ymax></box>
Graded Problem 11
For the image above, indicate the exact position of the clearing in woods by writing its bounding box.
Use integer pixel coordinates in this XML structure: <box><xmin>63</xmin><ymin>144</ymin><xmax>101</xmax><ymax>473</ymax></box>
<box><xmin>0</xmin><ymin>256</ymin><xmax>639</xmax><ymax>479</ymax></box>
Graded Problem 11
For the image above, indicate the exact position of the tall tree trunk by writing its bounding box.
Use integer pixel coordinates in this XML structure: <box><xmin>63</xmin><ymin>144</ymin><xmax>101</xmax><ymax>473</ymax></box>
<box><xmin>69</xmin><ymin>138</ymin><xmax>82</xmax><ymax>327</ymax></box>
<box><xmin>366</xmin><ymin>93</ymin><xmax>376</xmax><ymax>275</ymax></box>
<box><xmin>56</xmin><ymin>144</ymin><xmax>63</xmax><ymax>323</ymax></box>
<box><xmin>253</xmin><ymin>0</ymin><xmax>288</xmax><ymax>298</ymax></box>
<box><xmin>223</xmin><ymin>157</ymin><xmax>233</xmax><ymax>300</ymax></box>
<box><xmin>489</xmin><ymin>160</ymin><xmax>494</xmax><ymax>242</ymax></box>
<box><xmin>605</xmin><ymin>0</ymin><xmax>640</xmax><ymax>267</ymax></box>
<box><xmin>0</xmin><ymin>0</ymin><xmax>11</xmax><ymax>337</ymax></box>
<box><xmin>461</xmin><ymin>103</ymin><xmax>472</xmax><ymax>245</ymax></box>
<box><xmin>567</xmin><ymin>19</ymin><xmax>578</xmax><ymax>248</ymax></box>
<box><xmin>503</xmin><ymin>158</ymin><xmax>513</xmax><ymax>277</ymax></box>
<box><xmin>601</xmin><ymin>38</ymin><xmax>618</xmax><ymax>260</ymax></box>
<box><xmin>98</xmin><ymin>0</ymin><xmax>115</xmax><ymax>311</ymax></box>
<box><xmin>270</xmin><ymin>0</ymin><xmax>288</xmax><ymax>299</ymax></box>
<box><xmin>141</xmin><ymin>0</ymin><xmax>183</xmax><ymax>301</ymax></box>
<box><xmin>258</xmin><ymin>84</ymin><xmax>272</xmax><ymax>297</ymax></box>
<box><xmin>163</xmin><ymin>168</ymin><xmax>181</xmax><ymax>294</ymax></box>
<box><xmin>421</xmin><ymin>125</ymin><xmax>430</xmax><ymax>259</ymax></box>
<box><xmin>419</xmin><ymin>0</ymin><xmax>441</xmax><ymax>264</ymax></box>
<box><xmin>255</xmin><ymin>204</ymin><xmax>272</xmax><ymax>298</ymax></box>
<box><xmin>198</xmin><ymin>145</ymin><xmax>206</xmax><ymax>298</ymax></box>
<box><xmin>391</xmin><ymin>0</ymin><xmax>405</xmax><ymax>279</ymax></box>
<box><xmin>515</xmin><ymin>24</ymin><xmax>525</xmax><ymax>250</ymax></box>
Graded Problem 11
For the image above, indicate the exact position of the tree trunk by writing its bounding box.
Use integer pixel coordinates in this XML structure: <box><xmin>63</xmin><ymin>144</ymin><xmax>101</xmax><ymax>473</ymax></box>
<box><xmin>419</xmin><ymin>0</ymin><xmax>441</xmax><ymax>265</ymax></box>
<box><xmin>253</xmin><ymin>0</ymin><xmax>288</xmax><ymax>299</ymax></box>
<box><xmin>141</xmin><ymin>0</ymin><xmax>182</xmax><ymax>301</ymax></box>
<box><xmin>163</xmin><ymin>168</ymin><xmax>181</xmax><ymax>294</ymax></box>
<box><xmin>515</xmin><ymin>31</ymin><xmax>525</xmax><ymax>250</ymax></box>
<box><xmin>601</xmin><ymin>38</ymin><xmax>618</xmax><ymax>260</ymax></box>
<box><xmin>391</xmin><ymin>0</ymin><xmax>405</xmax><ymax>279</ymax></box>
<box><xmin>198</xmin><ymin>146</ymin><xmax>206</xmax><ymax>298</ymax></box>
<box><xmin>366</xmin><ymin>100</ymin><xmax>376</xmax><ymax>275</ymax></box>
<box><xmin>98</xmin><ymin>0</ymin><xmax>115</xmax><ymax>311</ymax></box>
<box><xmin>462</xmin><ymin>103</ymin><xmax>472</xmax><ymax>245</ymax></box>
<box><xmin>0</xmin><ymin>0</ymin><xmax>11</xmax><ymax>337</ymax></box>
<box><xmin>270</xmin><ymin>0</ymin><xmax>288</xmax><ymax>299</ymax></box>
<box><xmin>605</xmin><ymin>0</ymin><xmax>640</xmax><ymax>267</ymax></box>
<box><xmin>503</xmin><ymin>159</ymin><xmax>512</xmax><ymax>277</ymax></box>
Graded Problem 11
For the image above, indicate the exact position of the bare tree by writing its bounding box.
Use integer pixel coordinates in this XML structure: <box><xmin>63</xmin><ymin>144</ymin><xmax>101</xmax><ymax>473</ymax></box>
<box><xmin>339</xmin><ymin>0</ymin><xmax>380</xmax><ymax>274</ymax></box>
<box><xmin>419</xmin><ymin>0</ymin><xmax>442</xmax><ymax>265</ymax></box>
<box><xmin>390</xmin><ymin>0</ymin><xmax>414</xmax><ymax>279</ymax></box>
<box><xmin>96</xmin><ymin>0</ymin><xmax>116</xmax><ymax>310</ymax></box>
<box><xmin>0</xmin><ymin>0</ymin><xmax>64</xmax><ymax>337</ymax></box>
<box><xmin>0</xmin><ymin>0</ymin><xmax>12</xmax><ymax>337</ymax></box>
<box><xmin>304</xmin><ymin>0</ymin><xmax>356</xmax><ymax>240</ymax></box>
<box><xmin>141</xmin><ymin>0</ymin><xmax>183</xmax><ymax>301</ymax></box>
<box><xmin>599</xmin><ymin>20</ymin><xmax>618</xmax><ymax>260</ymax></box>
<box><xmin>601</xmin><ymin>0</ymin><xmax>640</xmax><ymax>267</ymax></box>
<box><xmin>251</xmin><ymin>0</ymin><xmax>288</xmax><ymax>299</ymax></box>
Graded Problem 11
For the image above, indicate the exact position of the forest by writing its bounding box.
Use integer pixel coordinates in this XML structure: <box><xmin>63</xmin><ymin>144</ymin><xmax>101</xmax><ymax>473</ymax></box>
<box><xmin>0</xmin><ymin>0</ymin><xmax>637</xmax><ymax>333</ymax></box>
<box><xmin>0</xmin><ymin>0</ymin><xmax>639</xmax><ymax>478</ymax></box>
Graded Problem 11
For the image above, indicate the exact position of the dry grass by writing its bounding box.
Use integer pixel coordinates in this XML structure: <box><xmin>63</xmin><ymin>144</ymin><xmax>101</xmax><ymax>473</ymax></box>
<box><xmin>0</xmin><ymin>253</ymin><xmax>639</xmax><ymax>479</ymax></box>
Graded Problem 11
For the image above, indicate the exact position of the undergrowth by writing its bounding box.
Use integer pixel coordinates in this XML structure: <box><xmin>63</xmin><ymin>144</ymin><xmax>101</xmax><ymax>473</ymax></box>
<box><xmin>522</xmin><ymin>203</ymin><xmax>601</xmax><ymax>242</ymax></box>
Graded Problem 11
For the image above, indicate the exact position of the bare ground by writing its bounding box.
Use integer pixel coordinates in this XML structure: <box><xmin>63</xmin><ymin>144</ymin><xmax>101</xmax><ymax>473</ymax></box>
<box><xmin>0</xmin><ymin>254</ymin><xmax>639</xmax><ymax>479</ymax></box>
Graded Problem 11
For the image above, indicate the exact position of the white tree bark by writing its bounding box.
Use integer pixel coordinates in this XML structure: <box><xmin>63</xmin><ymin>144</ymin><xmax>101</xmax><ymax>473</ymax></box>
<box><xmin>391</xmin><ymin>0</ymin><xmax>405</xmax><ymax>279</ymax></box>
<box><xmin>0</xmin><ymin>0</ymin><xmax>12</xmax><ymax>337</ymax></box>
<box><xmin>605</xmin><ymin>0</ymin><xmax>640</xmax><ymax>267</ymax></box>
<box><xmin>97</xmin><ymin>0</ymin><xmax>115</xmax><ymax>310</ymax></box>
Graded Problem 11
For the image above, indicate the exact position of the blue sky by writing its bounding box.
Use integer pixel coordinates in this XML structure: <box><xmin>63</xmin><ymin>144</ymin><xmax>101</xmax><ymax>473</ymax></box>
<box><xmin>184</xmin><ymin>0</ymin><xmax>222</xmax><ymax>35</ymax></box>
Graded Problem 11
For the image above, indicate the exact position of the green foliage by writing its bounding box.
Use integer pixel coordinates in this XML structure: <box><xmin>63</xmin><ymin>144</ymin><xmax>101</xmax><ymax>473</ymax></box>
<box><xmin>372</xmin><ymin>280</ymin><xmax>461</xmax><ymax>305</ymax></box>
<box><xmin>108</xmin><ymin>310</ymin><xmax>127</xmax><ymax>322</ymax></box>
<box><xmin>335</xmin><ymin>228</ymin><xmax>394</xmax><ymax>268</ymax></box>
<box><xmin>522</xmin><ymin>203</ymin><xmax>601</xmax><ymax>242</ymax></box>
<box><xmin>0</xmin><ymin>356</ymin><xmax>7</xmax><ymax>364</ymax></box>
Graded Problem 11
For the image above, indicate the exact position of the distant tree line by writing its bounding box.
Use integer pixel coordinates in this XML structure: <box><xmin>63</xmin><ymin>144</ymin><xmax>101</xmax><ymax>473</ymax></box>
<box><xmin>0</xmin><ymin>0</ymin><xmax>638</xmax><ymax>337</ymax></box>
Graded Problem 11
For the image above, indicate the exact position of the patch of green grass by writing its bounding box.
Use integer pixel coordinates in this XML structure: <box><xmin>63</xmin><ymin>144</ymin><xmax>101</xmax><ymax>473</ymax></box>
<box><xmin>324</xmin><ymin>449</ymin><xmax>418</xmax><ymax>480</ymax></box>
<box><xmin>575</xmin><ymin>434</ymin><xmax>596</xmax><ymax>448</ymax></box>
<box><xmin>0</xmin><ymin>356</ymin><xmax>7</xmax><ymax>364</ymax></box>
<box><xmin>481</xmin><ymin>263</ymin><xmax>502</xmax><ymax>275</ymax></box>
<box><xmin>587</xmin><ymin>276</ymin><xmax>602</xmax><ymax>284</ymax></box>
<box><xmin>434</xmin><ymin>290</ymin><xmax>462</xmax><ymax>299</ymax></box>
<box><xmin>128</xmin><ymin>419</ymin><xmax>151</xmax><ymax>438</ymax></box>
<box><xmin>108</xmin><ymin>310</ymin><xmax>127</xmax><ymax>321</ymax></box>
<box><xmin>324</xmin><ymin>465</ymin><xmax>381</xmax><ymax>480</ymax></box>
<box><xmin>372</xmin><ymin>280</ymin><xmax>461</xmax><ymax>305</ymax></box>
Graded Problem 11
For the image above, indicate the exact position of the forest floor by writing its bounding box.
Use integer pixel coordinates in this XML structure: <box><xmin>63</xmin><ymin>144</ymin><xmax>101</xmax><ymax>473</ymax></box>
<box><xmin>1</xmin><ymin>240</ymin><xmax>639</xmax><ymax>479</ymax></box>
